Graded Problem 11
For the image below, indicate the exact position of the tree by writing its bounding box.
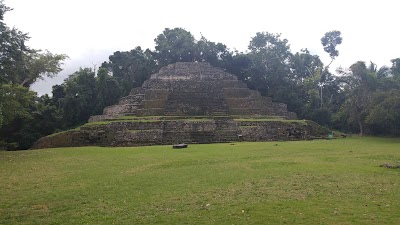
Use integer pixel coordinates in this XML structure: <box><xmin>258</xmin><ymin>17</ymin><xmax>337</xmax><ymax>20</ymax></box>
<box><xmin>0</xmin><ymin>0</ymin><xmax>8</xmax><ymax>19</ymax></box>
<box><xmin>290</xmin><ymin>49</ymin><xmax>327</xmax><ymax>118</ymax></box>
<box><xmin>18</xmin><ymin>50</ymin><xmax>68</xmax><ymax>87</ymax></box>
<box><xmin>102</xmin><ymin>47</ymin><xmax>156</xmax><ymax>96</ymax></box>
<box><xmin>390</xmin><ymin>58</ymin><xmax>400</xmax><ymax>79</ymax></box>
<box><xmin>336</xmin><ymin>61</ymin><xmax>378</xmax><ymax>135</ymax></box>
<box><xmin>153</xmin><ymin>28</ymin><xmax>233</xmax><ymax>69</ymax></box>
<box><xmin>95</xmin><ymin>67</ymin><xmax>120</xmax><ymax>114</ymax></box>
<box><xmin>365</xmin><ymin>89</ymin><xmax>400</xmax><ymax>135</ymax></box>
<box><xmin>0</xmin><ymin>1</ymin><xmax>28</xmax><ymax>84</ymax></box>
<box><xmin>313</xmin><ymin>31</ymin><xmax>343</xmax><ymax>109</ymax></box>
<box><xmin>244</xmin><ymin>32</ymin><xmax>313</xmax><ymax>115</ymax></box>
<box><xmin>290</xmin><ymin>48</ymin><xmax>323</xmax><ymax>82</ymax></box>
<box><xmin>246</xmin><ymin>32</ymin><xmax>292</xmax><ymax>97</ymax></box>
<box><xmin>321</xmin><ymin>30</ymin><xmax>342</xmax><ymax>67</ymax></box>
<box><xmin>19</xmin><ymin>94</ymin><xmax>63</xmax><ymax>149</ymax></box>
<box><xmin>153</xmin><ymin>28</ymin><xmax>197</xmax><ymax>66</ymax></box>
<box><xmin>0</xmin><ymin>84</ymin><xmax>36</xmax><ymax>149</ymax></box>
<box><xmin>0</xmin><ymin>90</ymin><xmax>66</xmax><ymax>150</ymax></box>
<box><xmin>0</xmin><ymin>1</ymin><xmax>67</xmax><ymax>148</ymax></box>
<box><xmin>0</xmin><ymin>2</ymin><xmax>67</xmax><ymax>87</ymax></box>
<box><xmin>224</xmin><ymin>53</ymin><xmax>252</xmax><ymax>82</ymax></box>
<box><xmin>194</xmin><ymin>34</ymin><xmax>232</xmax><ymax>68</ymax></box>
<box><xmin>0</xmin><ymin>84</ymin><xmax>35</xmax><ymax>128</ymax></box>
<box><xmin>333</xmin><ymin>59</ymin><xmax>400</xmax><ymax>135</ymax></box>
<box><xmin>62</xmin><ymin>68</ymin><xmax>97</xmax><ymax>127</ymax></box>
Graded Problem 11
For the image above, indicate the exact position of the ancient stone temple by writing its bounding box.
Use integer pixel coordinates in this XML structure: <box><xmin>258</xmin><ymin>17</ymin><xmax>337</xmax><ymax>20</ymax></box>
<box><xmin>90</xmin><ymin>62</ymin><xmax>297</xmax><ymax>121</ymax></box>
<box><xmin>32</xmin><ymin>62</ymin><xmax>329</xmax><ymax>149</ymax></box>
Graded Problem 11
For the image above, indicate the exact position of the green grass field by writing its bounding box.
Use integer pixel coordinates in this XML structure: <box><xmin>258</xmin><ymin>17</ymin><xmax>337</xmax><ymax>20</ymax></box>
<box><xmin>1</xmin><ymin>137</ymin><xmax>400</xmax><ymax>224</ymax></box>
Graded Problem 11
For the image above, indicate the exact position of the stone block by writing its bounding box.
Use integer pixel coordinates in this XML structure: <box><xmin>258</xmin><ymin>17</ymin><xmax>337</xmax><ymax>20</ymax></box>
<box><xmin>223</xmin><ymin>88</ymin><xmax>251</xmax><ymax>98</ymax></box>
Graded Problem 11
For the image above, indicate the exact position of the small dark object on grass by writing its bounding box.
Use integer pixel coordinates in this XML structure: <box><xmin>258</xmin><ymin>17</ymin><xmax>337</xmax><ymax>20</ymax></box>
<box><xmin>173</xmin><ymin>143</ymin><xmax>188</xmax><ymax>149</ymax></box>
<box><xmin>380</xmin><ymin>163</ymin><xmax>400</xmax><ymax>169</ymax></box>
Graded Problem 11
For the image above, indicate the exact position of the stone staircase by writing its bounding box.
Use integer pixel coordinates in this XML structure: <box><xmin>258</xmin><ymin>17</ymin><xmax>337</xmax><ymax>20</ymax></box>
<box><xmin>163</xmin><ymin>90</ymin><xmax>230</xmax><ymax>116</ymax></box>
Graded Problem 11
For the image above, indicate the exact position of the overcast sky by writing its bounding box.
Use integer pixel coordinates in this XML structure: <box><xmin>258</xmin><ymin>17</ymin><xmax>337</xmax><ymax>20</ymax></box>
<box><xmin>4</xmin><ymin>0</ymin><xmax>400</xmax><ymax>95</ymax></box>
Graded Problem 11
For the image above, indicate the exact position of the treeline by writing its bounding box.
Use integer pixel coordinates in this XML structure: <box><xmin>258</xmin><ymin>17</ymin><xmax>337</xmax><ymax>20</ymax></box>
<box><xmin>1</xmin><ymin>2</ymin><xmax>400</xmax><ymax>150</ymax></box>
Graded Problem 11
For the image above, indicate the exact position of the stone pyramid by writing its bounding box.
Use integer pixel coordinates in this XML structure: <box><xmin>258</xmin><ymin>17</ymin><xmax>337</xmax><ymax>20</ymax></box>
<box><xmin>90</xmin><ymin>62</ymin><xmax>296</xmax><ymax>121</ymax></box>
<box><xmin>32</xmin><ymin>62</ymin><xmax>329</xmax><ymax>149</ymax></box>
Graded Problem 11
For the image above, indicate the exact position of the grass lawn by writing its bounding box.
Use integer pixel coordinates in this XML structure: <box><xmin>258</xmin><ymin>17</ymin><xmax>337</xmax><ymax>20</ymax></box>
<box><xmin>1</xmin><ymin>137</ymin><xmax>400</xmax><ymax>224</ymax></box>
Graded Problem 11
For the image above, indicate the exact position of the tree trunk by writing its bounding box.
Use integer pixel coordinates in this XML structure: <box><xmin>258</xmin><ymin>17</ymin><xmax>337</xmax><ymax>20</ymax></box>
<box><xmin>20</xmin><ymin>77</ymin><xmax>31</xmax><ymax>87</ymax></box>
<box><xmin>358</xmin><ymin>120</ymin><xmax>363</xmax><ymax>136</ymax></box>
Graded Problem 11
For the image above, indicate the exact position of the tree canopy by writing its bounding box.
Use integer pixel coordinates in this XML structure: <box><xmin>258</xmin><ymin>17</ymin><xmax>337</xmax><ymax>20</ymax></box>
<box><xmin>0</xmin><ymin>3</ymin><xmax>67</xmax><ymax>88</ymax></box>
<box><xmin>0</xmin><ymin>1</ymin><xmax>68</xmax><ymax>149</ymax></box>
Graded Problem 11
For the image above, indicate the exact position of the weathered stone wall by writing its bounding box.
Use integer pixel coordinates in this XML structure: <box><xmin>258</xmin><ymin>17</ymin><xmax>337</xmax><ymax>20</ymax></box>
<box><xmin>103</xmin><ymin>104</ymin><xmax>139</xmax><ymax>116</ymax></box>
<box><xmin>239</xmin><ymin>121</ymin><xmax>307</xmax><ymax>141</ymax></box>
<box><xmin>31</xmin><ymin>129</ymin><xmax>110</xmax><ymax>149</ymax></box>
<box><xmin>88</xmin><ymin>87</ymin><xmax>145</xmax><ymax>121</ymax></box>
<box><xmin>88</xmin><ymin>115</ymin><xmax>114</xmax><ymax>123</ymax></box>
<box><xmin>163</xmin><ymin>91</ymin><xmax>229</xmax><ymax>116</ymax></box>
<box><xmin>32</xmin><ymin>118</ymin><xmax>330</xmax><ymax>149</ymax></box>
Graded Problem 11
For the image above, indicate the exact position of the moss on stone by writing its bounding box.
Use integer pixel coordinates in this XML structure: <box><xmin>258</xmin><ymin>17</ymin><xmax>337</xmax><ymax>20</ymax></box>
<box><xmin>47</xmin><ymin>127</ymin><xmax>81</xmax><ymax>137</ymax></box>
<box><xmin>234</xmin><ymin>118</ymin><xmax>307</xmax><ymax>125</ymax></box>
